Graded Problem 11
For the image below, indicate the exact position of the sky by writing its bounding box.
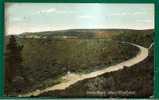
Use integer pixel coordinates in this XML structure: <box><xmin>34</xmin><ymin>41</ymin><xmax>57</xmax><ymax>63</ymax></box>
<box><xmin>5</xmin><ymin>3</ymin><xmax>154</xmax><ymax>35</ymax></box>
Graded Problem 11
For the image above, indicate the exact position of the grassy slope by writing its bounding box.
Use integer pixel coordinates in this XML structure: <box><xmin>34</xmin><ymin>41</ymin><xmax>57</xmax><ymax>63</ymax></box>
<box><xmin>39</xmin><ymin>49</ymin><xmax>153</xmax><ymax>98</ymax></box>
<box><xmin>4</xmin><ymin>29</ymin><xmax>153</xmax><ymax>96</ymax></box>
<box><xmin>38</xmin><ymin>29</ymin><xmax>154</xmax><ymax>98</ymax></box>
<box><xmin>9</xmin><ymin>39</ymin><xmax>138</xmax><ymax>95</ymax></box>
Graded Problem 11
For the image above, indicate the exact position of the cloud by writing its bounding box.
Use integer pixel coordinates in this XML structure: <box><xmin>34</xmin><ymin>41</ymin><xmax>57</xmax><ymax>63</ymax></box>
<box><xmin>109</xmin><ymin>12</ymin><xmax>127</xmax><ymax>16</ymax></box>
<box><xmin>133</xmin><ymin>12</ymin><xmax>146</xmax><ymax>15</ymax></box>
<box><xmin>38</xmin><ymin>8</ymin><xmax>57</xmax><ymax>14</ymax></box>
<box><xmin>57</xmin><ymin>10</ymin><xmax>73</xmax><ymax>14</ymax></box>
<box><xmin>79</xmin><ymin>15</ymin><xmax>95</xmax><ymax>19</ymax></box>
<box><xmin>106</xmin><ymin>12</ymin><xmax>148</xmax><ymax>17</ymax></box>
<box><xmin>36</xmin><ymin>8</ymin><xmax>74</xmax><ymax>15</ymax></box>
<box><xmin>12</xmin><ymin>17</ymin><xmax>22</xmax><ymax>22</ymax></box>
<box><xmin>5</xmin><ymin>24</ymin><xmax>55</xmax><ymax>35</ymax></box>
<box><xmin>136</xmin><ymin>19</ymin><xmax>153</xmax><ymax>23</ymax></box>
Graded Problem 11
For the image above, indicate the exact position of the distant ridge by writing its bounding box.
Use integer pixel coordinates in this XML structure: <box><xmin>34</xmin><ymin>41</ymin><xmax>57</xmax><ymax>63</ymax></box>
<box><xmin>20</xmin><ymin>28</ymin><xmax>154</xmax><ymax>34</ymax></box>
<box><xmin>14</xmin><ymin>29</ymin><xmax>154</xmax><ymax>39</ymax></box>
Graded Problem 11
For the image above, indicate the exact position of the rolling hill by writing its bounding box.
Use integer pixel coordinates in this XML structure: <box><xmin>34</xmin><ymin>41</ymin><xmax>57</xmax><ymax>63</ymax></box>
<box><xmin>17</xmin><ymin>29</ymin><xmax>153</xmax><ymax>39</ymax></box>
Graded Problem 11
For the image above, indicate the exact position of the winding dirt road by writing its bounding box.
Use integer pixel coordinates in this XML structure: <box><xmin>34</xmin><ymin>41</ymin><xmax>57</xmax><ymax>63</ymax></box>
<box><xmin>19</xmin><ymin>42</ymin><xmax>149</xmax><ymax>97</ymax></box>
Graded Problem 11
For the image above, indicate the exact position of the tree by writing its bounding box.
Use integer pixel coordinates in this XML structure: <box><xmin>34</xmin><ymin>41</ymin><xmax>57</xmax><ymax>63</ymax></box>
<box><xmin>5</xmin><ymin>35</ymin><xmax>23</xmax><ymax>94</ymax></box>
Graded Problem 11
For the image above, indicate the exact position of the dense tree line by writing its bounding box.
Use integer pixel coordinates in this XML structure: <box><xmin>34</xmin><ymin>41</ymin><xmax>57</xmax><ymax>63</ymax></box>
<box><xmin>5</xmin><ymin>35</ymin><xmax>26</xmax><ymax>95</ymax></box>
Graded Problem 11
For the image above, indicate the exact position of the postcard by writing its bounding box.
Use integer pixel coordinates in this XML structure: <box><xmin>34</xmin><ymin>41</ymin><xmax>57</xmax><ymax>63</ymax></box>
<box><xmin>4</xmin><ymin>3</ymin><xmax>154</xmax><ymax>98</ymax></box>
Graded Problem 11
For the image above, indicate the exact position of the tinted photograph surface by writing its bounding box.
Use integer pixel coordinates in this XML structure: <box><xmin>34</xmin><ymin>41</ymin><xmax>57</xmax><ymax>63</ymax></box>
<box><xmin>4</xmin><ymin>3</ymin><xmax>154</xmax><ymax>98</ymax></box>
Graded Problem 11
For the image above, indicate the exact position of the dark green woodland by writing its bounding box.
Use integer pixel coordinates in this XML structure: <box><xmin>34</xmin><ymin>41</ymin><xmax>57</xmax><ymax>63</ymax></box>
<box><xmin>5</xmin><ymin>29</ymin><xmax>153</xmax><ymax>97</ymax></box>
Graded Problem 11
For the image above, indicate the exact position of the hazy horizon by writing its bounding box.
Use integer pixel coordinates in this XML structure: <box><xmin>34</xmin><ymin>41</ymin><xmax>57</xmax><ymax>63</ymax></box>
<box><xmin>5</xmin><ymin>3</ymin><xmax>154</xmax><ymax>35</ymax></box>
<box><xmin>5</xmin><ymin>28</ymin><xmax>155</xmax><ymax>36</ymax></box>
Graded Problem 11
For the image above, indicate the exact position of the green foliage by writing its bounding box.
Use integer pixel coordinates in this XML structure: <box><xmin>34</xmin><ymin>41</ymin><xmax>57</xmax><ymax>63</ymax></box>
<box><xmin>5</xmin><ymin>29</ymin><xmax>153</xmax><ymax>95</ymax></box>
<box><xmin>5</xmin><ymin>35</ymin><xmax>25</xmax><ymax>95</ymax></box>
<box><xmin>38</xmin><ymin>29</ymin><xmax>154</xmax><ymax>97</ymax></box>
<box><xmin>5</xmin><ymin>37</ymin><xmax>138</xmax><ymax>94</ymax></box>
<box><xmin>39</xmin><ymin>50</ymin><xmax>153</xmax><ymax>98</ymax></box>
<box><xmin>112</xmin><ymin>29</ymin><xmax>153</xmax><ymax>48</ymax></box>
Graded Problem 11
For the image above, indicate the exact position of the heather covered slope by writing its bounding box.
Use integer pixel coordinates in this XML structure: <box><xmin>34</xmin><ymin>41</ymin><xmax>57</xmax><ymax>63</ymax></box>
<box><xmin>20</xmin><ymin>42</ymin><xmax>148</xmax><ymax>97</ymax></box>
<box><xmin>39</xmin><ymin>47</ymin><xmax>153</xmax><ymax>98</ymax></box>
<box><xmin>4</xmin><ymin>29</ymin><xmax>153</xmax><ymax>97</ymax></box>
<box><xmin>37</xmin><ymin>29</ymin><xmax>153</xmax><ymax>98</ymax></box>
